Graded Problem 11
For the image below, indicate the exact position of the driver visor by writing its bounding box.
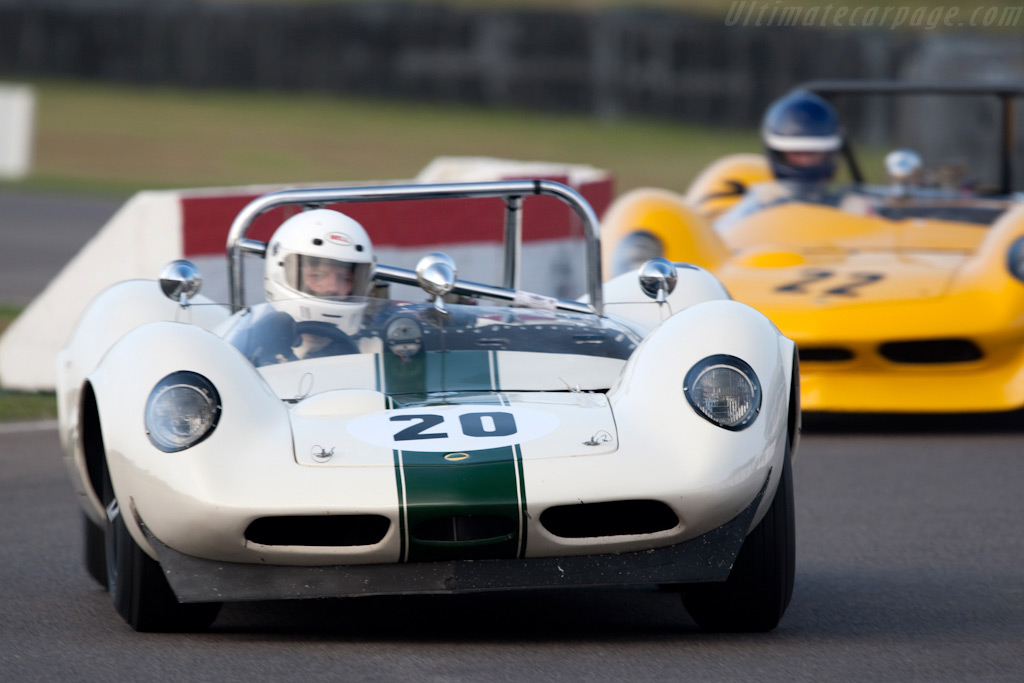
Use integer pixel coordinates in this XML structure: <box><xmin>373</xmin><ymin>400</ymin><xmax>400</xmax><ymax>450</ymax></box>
<box><xmin>284</xmin><ymin>254</ymin><xmax>372</xmax><ymax>299</ymax></box>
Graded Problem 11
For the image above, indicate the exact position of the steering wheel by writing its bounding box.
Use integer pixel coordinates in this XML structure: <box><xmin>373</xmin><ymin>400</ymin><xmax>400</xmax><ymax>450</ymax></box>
<box><xmin>295</xmin><ymin>321</ymin><xmax>360</xmax><ymax>357</ymax></box>
<box><xmin>247</xmin><ymin>311</ymin><xmax>298</xmax><ymax>366</ymax></box>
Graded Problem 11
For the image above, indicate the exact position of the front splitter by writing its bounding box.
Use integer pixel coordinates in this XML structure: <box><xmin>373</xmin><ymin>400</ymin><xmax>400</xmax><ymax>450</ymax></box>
<box><xmin>146</xmin><ymin>473</ymin><xmax>768</xmax><ymax>604</ymax></box>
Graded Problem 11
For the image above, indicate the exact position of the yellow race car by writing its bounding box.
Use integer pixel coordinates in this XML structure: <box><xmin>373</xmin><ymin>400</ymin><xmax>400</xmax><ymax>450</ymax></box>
<box><xmin>603</xmin><ymin>81</ymin><xmax>1024</xmax><ymax>414</ymax></box>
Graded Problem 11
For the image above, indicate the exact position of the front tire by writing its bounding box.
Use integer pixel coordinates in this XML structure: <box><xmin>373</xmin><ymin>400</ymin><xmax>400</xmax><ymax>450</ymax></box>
<box><xmin>102</xmin><ymin>467</ymin><xmax>221</xmax><ymax>632</ymax></box>
<box><xmin>681</xmin><ymin>444</ymin><xmax>795</xmax><ymax>632</ymax></box>
<box><xmin>83</xmin><ymin>513</ymin><xmax>107</xmax><ymax>587</ymax></box>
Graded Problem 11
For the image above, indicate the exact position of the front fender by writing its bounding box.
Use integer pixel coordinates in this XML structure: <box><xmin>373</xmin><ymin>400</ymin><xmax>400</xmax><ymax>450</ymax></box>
<box><xmin>600</xmin><ymin>188</ymin><xmax>729</xmax><ymax>278</ymax></box>
<box><xmin>86</xmin><ymin>321</ymin><xmax>291</xmax><ymax>559</ymax></box>
<box><xmin>608</xmin><ymin>299</ymin><xmax>796</xmax><ymax>537</ymax></box>
<box><xmin>952</xmin><ymin>201</ymin><xmax>1024</xmax><ymax>298</ymax></box>
<box><xmin>56</xmin><ymin>280</ymin><xmax>229</xmax><ymax>458</ymax></box>
<box><xmin>57</xmin><ymin>281</ymin><xmax>230</xmax><ymax>525</ymax></box>
<box><xmin>602</xmin><ymin>264</ymin><xmax>731</xmax><ymax>337</ymax></box>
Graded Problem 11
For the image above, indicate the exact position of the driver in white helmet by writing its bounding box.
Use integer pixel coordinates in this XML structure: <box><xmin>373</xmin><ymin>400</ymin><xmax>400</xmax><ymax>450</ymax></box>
<box><xmin>299</xmin><ymin>257</ymin><xmax>357</xmax><ymax>298</ymax></box>
<box><xmin>263</xmin><ymin>208</ymin><xmax>376</xmax><ymax>360</ymax></box>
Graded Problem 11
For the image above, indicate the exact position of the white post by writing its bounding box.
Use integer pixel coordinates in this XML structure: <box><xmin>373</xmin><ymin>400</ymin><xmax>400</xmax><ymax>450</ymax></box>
<box><xmin>0</xmin><ymin>84</ymin><xmax>35</xmax><ymax>180</ymax></box>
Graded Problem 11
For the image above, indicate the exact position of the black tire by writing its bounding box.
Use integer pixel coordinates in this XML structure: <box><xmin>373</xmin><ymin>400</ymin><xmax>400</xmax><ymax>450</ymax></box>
<box><xmin>682</xmin><ymin>444</ymin><xmax>795</xmax><ymax>632</ymax></box>
<box><xmin>83</xmin><ymin>513</ymin><xmax>108</xmax><ymax>588</ymax></box>
<box><xmin>102</xmin><ymin>466</ymin><xmax>221</xmax><ymax>632</ymax></box>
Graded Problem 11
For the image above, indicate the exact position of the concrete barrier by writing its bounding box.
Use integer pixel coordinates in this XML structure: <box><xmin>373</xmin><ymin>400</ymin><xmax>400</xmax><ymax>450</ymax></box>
<box><xmin>0</xmin><ymin>157</ymin><xmax>612</xmax><ymax>391</ymax></box>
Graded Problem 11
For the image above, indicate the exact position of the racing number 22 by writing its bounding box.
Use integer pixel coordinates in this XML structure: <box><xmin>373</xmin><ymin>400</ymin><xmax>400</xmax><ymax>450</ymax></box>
<box><xmin>776</xmin><ymin>270</ymin><xmax>883</xmax><ymax>296</ymax></box>
<box><xmin>390</xmin><ymin>412</ymin><xmax>518</xmax><ymax>442</ymax></box>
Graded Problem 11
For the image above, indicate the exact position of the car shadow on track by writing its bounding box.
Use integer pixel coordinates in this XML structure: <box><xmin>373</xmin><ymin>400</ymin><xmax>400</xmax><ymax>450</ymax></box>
<box><xmin>802</xmin><ymin>410</ymin><xmax>1024</xmax><ymax>434</ymax></box>
<box><xmin>207</xmin><ymin>586</ymin><xmax>711</xmax><ymax>641</ymax></box>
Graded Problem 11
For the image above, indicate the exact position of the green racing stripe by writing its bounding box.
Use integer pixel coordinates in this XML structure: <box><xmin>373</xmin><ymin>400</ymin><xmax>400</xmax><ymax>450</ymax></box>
<box><xmin>393</xmin><ymin>444</ymin><xmax>526</xmax><ymax>562</ymax></box>
<box><xmin>384</xmin><ymin>350</ymin><xmax>522</xmax><ymax>562</ymax></box>
<box><xmin>380</xmin><ymin>349</ymin><xmax>497</xmax><ymax>395</ymax></box>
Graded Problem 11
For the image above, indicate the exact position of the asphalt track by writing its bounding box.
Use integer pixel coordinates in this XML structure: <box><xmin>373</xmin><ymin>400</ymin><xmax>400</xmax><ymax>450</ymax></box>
<box><xmin>2</xmin><ymin>193</ymin><xmax>1024</xmax><ymax>681</ymax></box>
<box><xmin>0</xmin><ymin>190</ymin><xmax>124</xmax><ymax>307</ymax></box>
<box><xmin>4</xmin><ymin>421</ymin><xmax>1024</xmax><ymax>682</ymax></box>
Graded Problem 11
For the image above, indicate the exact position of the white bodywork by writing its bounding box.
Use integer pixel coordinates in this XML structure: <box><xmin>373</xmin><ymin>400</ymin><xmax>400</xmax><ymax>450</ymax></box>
<box><xmin>58</xmin><ymin>274</ymin><xmax>794</xmax><ymax>563</ymax></box>
<box><xmin>55</xmin><ymin>181</ymin><xmax>798</xmax><ymax>612</ymax></box>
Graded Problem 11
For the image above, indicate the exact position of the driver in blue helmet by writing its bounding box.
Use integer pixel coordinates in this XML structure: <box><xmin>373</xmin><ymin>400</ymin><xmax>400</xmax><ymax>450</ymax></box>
<box><xmin>716</xmin><ymin>90</ymin><xmax>844</xmax><ymax>229</ymax></box>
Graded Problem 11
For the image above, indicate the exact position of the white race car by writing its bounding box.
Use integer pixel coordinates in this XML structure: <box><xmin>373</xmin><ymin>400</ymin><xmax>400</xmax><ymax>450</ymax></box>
<box><xmin>56</xmin><ymin>180</ymin><xmax>800</xmax><ymax>632</ymax></box>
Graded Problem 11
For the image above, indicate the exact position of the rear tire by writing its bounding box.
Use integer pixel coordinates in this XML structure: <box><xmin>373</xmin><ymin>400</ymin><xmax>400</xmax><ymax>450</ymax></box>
<box><xmin>102</xmin><ymin>465</ymin><xmax>221</xmax><ymax>632</ymax></box>
<box><xmin>681</xmin><ymin>444</ymin><xmax>795</xmax><ymax>632</ymax></box>
<box><xmin>83</xmin><ymin>513</ymin><xmax>107</xmax><ymax>587</ymax></box>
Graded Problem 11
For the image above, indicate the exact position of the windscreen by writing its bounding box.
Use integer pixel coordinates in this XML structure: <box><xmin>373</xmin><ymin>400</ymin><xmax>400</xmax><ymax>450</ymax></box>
<box><xmin>221</xmin><ymin>298</ymin><xmax>641</xmax><ymax>368</ymax></box>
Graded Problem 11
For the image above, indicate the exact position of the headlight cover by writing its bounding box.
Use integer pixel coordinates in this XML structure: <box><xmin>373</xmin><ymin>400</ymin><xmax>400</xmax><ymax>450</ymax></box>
<box><xmin>1007</xmin><ymin>235</ymin><xmax>1024</xmax><ymax>283</ymax></box>
<box><xmin>145</xmin><ymin>371</ymin><xmax>222</xmax><ymax>452</ymax></box>
<box><xmin>683</xmin><ymin>354</ymin><xmax>761</xmax><ymax>430</ymax></box>
<box><xmin>612</xmin><ymin>231</ymin><xmax>664</xmax><ymax>276</ymax></box>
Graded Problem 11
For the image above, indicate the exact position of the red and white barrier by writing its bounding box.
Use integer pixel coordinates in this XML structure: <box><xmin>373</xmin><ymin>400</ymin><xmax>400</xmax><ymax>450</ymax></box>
<box><xmin>0</xmin><ymin>158</ymin><xmax>612</xmax><ymax>391</ymax></box>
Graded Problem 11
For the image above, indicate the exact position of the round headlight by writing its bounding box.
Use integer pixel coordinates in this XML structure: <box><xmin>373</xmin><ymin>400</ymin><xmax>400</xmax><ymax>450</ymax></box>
<box><xmin>683</xmin><ymin>354</ymin><xmax>761</xmax><ymax>430</ymax></box>
<box><xmin>145</xmin><ymin>371</ymin><xmax>222</xmax><ymax>452</ymax></box>
<box><xmin>612</xmin><ymin>231</ymin><xmax>664</xmax><ymax>276</ymax></box>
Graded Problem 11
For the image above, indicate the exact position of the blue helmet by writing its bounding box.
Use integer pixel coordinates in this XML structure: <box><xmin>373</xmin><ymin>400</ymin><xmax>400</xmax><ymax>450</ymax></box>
<box><xmin>762</xmin><ymin>90</ymin><xmax>842</xmax><ymax>182</ymax></box>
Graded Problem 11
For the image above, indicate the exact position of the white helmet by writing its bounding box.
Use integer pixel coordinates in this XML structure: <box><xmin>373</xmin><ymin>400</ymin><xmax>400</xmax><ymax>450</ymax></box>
<box><xmin>264</xmin><ymin>208</ymin><xmax>376</xmax><ymax>333</ymax></box>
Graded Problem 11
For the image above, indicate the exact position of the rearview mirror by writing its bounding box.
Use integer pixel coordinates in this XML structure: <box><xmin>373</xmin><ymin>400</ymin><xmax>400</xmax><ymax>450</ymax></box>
<box><xmin>159</xmin><ymin>260</ymin><xmax>203</xmax><ymax>306</ymax></box>
<box><xmin>638</xmin><ymin>258</ymin><xmax>677</xmax><ymax>303</ymax></box>
<box><xmin>415</xmin><ymin>253</ymin><xmax>458</xmax><ymax>314</ymax></box>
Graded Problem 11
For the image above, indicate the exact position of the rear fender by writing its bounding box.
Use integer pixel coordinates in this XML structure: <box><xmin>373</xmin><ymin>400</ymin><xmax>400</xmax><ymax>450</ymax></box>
<box><xmin>684</xmin><ymin>153</ymin><xmax>773</xmax><ymax>220</ymax></box>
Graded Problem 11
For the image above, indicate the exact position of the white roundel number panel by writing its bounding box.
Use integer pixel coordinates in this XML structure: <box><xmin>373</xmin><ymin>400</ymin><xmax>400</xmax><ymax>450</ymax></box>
<box><xmin>347</xmin><ymin>405</ymin><xmax>560</xmax><ymax>451</ymax></box>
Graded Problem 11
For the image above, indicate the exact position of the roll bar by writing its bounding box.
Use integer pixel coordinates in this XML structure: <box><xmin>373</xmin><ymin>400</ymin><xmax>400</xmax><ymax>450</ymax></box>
<box><xmin>225</xmin><ymin>179</ymin><xmax>603</xmax><ymax>315</ymax></box>
<box><xmin>797</xmin><ymin>79</ymin><xmax>1024</xmax><ymax>195</ymax></box>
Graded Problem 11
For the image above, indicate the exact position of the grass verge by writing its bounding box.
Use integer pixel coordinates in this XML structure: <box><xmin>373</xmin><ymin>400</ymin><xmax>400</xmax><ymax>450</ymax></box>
<box><xmin>0</xmin><ymin>306</ymin><xmax>18</xmax><ymax>336</ymax></box>
<box><xmin>0</xmin><ymin>308</ymin><xmax>55</xmax><ymax>421</ymax></box>
<box><xmin>19</xmin><ymin>79</ymin><xmax>765</xmax><ymax>196</ymax></box>
<box><xmin>0</xmin><ymin>391</ymin><xmax>57</xmax><ymax>421</ymax></box>
<box><xmin>13</xmin><ymin>80</ymin><xmax>894</xmax><ymax>198</ymax></box>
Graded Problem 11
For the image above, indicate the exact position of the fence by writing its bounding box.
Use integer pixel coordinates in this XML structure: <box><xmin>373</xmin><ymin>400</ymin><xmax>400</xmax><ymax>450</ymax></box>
<box><xmin>0</xmin><ymin>3</ymin><xmax>1020</xmax><ymax>179</ymax></box>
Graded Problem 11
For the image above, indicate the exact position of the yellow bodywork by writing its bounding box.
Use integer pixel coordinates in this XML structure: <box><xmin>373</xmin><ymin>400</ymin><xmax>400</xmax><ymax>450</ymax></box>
<box><xmin>601</xmin><ymin>154</ymin><xmax>1024</xmax><ymax>413</ymax></box>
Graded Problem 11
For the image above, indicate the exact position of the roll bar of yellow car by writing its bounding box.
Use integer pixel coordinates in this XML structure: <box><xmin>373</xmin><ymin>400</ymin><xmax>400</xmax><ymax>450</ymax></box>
<box><xmin>797</xmin><ymin>79</ymin><xmax>1024</xmax><ymax>195</ymax></box>
<box><xmin>224</xmin><ymin>179</ymin><xmax>604</xmax><ymax>315</ymax></box>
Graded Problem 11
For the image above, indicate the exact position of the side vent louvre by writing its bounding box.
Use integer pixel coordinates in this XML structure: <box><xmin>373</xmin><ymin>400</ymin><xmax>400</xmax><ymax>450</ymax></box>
<box><xmin>879</xmin><ymin>339</ymin><xmax>982</xmax><ymax>364</ymax></box>
<box><xmin>245</xmin><ymin>515</ymin><xmax>389</xmax><ymax>547</ymax></box>
<box><xmin>798</xmin><ymin>347</ymin><xmax>854</xmax><ymax>362</ymax></box>
<box><xmin>540</xmin><ymin>500</ymin><xmax>679</xmax><ymax>538</ymax></box>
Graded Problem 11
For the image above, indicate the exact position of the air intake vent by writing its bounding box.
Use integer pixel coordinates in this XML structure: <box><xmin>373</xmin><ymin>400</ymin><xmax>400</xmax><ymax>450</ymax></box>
<box><xmin>540</xmin><ymin>500</ymin><xmax>679</xmax><ymax>538</ymax></box>
<box><xmin>799</xmin><ymin>347</ymin><xmax>854</xmax><ymax>362</ymax></box>
<box><xmin>879</xmin><ymin>339</ymin><xmax>983</xmax><ymax>364</ymax></box>
<box><xmin>245</xmin><ymin>515</ymin><xmax>390</xmax><ymax>547</ymax></box>
<box><xmin>413</xmin><ymin>515</ymin><xmax>515</xmax><ymax>543</ymax></box>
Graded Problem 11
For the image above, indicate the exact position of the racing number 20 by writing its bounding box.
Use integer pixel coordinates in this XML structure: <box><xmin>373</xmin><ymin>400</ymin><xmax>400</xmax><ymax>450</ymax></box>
<box><xmin>390</xmin><ymin>412</ymin><xmax>518</xmax><ymax>442</ymax></box>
